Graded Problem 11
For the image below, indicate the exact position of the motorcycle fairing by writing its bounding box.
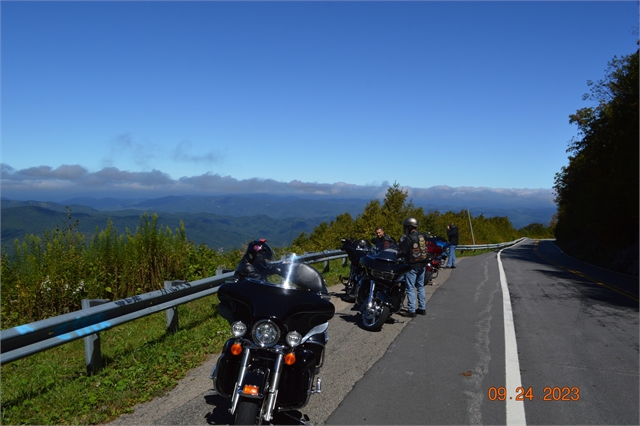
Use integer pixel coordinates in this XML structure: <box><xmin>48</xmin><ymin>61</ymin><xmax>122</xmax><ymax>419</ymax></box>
<box><xmin>217</xmin><ymin>280</ymin><xmax>335</xmax><ymax>337</ymax></box>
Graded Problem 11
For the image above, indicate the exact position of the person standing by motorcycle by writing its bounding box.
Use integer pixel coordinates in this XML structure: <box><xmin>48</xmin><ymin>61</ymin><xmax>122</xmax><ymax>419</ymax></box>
<box><xmin>373</xmin><ymin>227</ymin><xmax>397</xmax><ymax>250</ymax></box>
<box><xmin>234</xmin><ymin>238</ymin><xmax>285</xmax><ymax>280</ymax></box>
<box><xmin>445</xmin><ymin>223</ymin><xmax>458</xmax><ymax>268</ymax></box>
<box><xmin>397</xmin><ymin>218</ymin><xmax>429</xmax><ymax>317</ymax></box>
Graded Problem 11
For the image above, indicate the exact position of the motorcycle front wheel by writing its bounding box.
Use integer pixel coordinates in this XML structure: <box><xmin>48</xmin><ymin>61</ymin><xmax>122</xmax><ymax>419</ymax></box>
<box><xmin>360</xmin><ymin>299</ymin><xmax>390</xmax><ymax>331</ymax></box>
<box><xmin>235</xmin><ymin>399</ymin><xmax>261</xmax><ymax>425</ymax></box>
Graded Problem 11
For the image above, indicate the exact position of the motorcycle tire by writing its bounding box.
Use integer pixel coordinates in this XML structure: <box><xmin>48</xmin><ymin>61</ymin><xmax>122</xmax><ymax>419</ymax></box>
<box><xmin>235</xmin><ymin>399</ymin><xmax>261</xmax><ymax>425</ymax></box>
<box><xmin>360</xmin><ymin>300</ymin><xmax>390</xmax><ymax>332</ymax></box>
<box><xmin>425</xmin><ymin>269</ymin><xmax>435</xmax><ymax>283</ymax></box>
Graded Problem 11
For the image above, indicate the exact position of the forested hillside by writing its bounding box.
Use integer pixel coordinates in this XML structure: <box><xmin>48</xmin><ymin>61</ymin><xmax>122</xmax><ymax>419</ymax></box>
<box><xmin>288</xmin><ymin>183</ymin><xmax>553</xmax><ymax>253</ymax></box>
<box><xmin>0</xmin><ymin>201</ymin><xmax>329</xmax><ymax>253</ymax></box>
<box><xmin>553</xmin><ymin>48</ymin><xmax>639</xmax><ymax>276</ymax></box>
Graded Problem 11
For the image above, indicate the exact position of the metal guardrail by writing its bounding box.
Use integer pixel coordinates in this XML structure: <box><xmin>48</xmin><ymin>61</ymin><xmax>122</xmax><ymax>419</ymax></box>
<box><xmin>0</xmin><ymin>250</ymin><xmax>348</xmax><ymax>373</ymax></box>
<box><xmin>0</xmin><ymin>241</ymin><xmax>521</xmax><ymax>373</ymax></box>
<box><xmin>457</xmin><ymin>237</ymin><xmax>526</xmax><ymax>252</ymax></box>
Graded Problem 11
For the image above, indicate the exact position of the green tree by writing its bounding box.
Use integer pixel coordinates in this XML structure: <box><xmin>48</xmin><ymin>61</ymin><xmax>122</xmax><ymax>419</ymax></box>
<box><xmin>554</xmin><ymin>49</ymin><xmax>639</xmax><ymax>275</ymax></box>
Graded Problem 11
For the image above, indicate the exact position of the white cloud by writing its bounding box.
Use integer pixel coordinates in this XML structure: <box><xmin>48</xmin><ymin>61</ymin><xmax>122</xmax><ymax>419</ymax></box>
<box><xmin>0</xmin><ymin>163</ymin><xmax>555</xmax><ymax>210</ymax></box>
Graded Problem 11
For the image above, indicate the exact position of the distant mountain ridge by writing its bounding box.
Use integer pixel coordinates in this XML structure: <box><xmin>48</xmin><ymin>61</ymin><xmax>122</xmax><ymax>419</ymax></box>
<box><xmin>1</xmin><ymin>195</ymin><xmax>556</xmax><ymax>254</ymax></box>
<box><xmin>57</xmin><ymin>194</ymin><xmax>555</xmax><ymax>228</ymax></box>
<box><xmin>61</xmin><ymin>194</ymin><xmax>369</xmax><ymax>219</ymax></box>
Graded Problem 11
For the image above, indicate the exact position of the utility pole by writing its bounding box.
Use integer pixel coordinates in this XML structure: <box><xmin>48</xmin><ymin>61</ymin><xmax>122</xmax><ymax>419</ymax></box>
<box><xmin>467</xmin><ymin>208</ymin><xmax>476</xmax><ymax>245</ymax></box>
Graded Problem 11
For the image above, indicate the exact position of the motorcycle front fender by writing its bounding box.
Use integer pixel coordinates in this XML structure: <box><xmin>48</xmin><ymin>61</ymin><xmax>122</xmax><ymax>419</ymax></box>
<box><xmin>230</xmin><ymin>353</ymin><xmax>271</xmax><ymax>415</ymax></box>
<box><xmin>375</xmin><ymin>288</ymin><xmax>392</xmax><ymax>306</ymax></box>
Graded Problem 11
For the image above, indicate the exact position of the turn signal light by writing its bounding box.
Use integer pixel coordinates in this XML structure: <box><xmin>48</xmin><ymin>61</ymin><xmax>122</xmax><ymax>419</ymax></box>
<box><xmin>231</xmin><ymin>342</ymin><xmax>243</xmax><ymax>356</ymax></box>
<box><xmin>242</xmin><ymin>384</ymin><xmax>259</xmax><ymax>396</ymax></box>
<box><xmin>284</xmin><ymin>352</ymin><xmax>296</xmax><ymax>365</ymax></box>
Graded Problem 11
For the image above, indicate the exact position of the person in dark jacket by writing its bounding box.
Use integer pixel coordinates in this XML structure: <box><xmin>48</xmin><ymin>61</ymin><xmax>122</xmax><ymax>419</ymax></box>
<box><xmin>234</xmin><ymin>238</ymin><xmax>285</xmax><ymax>281</ymax></box>
<box><xmin>397</xmin><ymin>218</ymin><xmax>429</xmax><ymax>317</ymax></box>
<box><xmin>372</xmin><ymin>227</ymin><xmax>397</xmax><ymax>251</ymax></box>
<box><xmin>445</xmin><ymin>223</ymin><xmax>458</xmax><ymax>268</ymax></box>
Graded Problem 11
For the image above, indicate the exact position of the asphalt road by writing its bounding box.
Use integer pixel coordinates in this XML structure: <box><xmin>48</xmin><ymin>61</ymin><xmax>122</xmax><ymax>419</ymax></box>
<box><xmin>326</xmin><ymin>239</ymin><xmax>638</xmax><ymax>425</ymax></box>
<box><xmin>109</xmin><ymin>239</ymin><xmax>639</xmax><ymax>425</ymax></box>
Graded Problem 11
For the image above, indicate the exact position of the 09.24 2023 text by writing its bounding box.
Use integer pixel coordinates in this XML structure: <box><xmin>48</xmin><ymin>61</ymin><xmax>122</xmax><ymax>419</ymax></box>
<box><xmin>487</xmin><ymin>386</ymin><xmax>580</xmax><ymax>401</ymax></box>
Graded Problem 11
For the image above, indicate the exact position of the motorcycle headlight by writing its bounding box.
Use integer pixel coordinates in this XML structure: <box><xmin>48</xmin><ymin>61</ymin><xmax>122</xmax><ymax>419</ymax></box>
<box><xmin>231</xmin><ymin>321</ymin><xmax>247</xmax><ymax>337</ymax></box>
<box><xmin>252</xmin><ymin>320</ymin><xmax>280</xmax><ymax>347</ymax></box>
<box><xmin>286</xmin><ymin>331</ymin><xmax>302</xmax><ymax>347</ymax></box>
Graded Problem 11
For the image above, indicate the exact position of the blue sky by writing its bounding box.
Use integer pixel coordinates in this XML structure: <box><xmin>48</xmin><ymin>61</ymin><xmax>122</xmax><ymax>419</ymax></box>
<box><xmin>1</xmin><ymin>1</ymin><xmax>638</xmax><ymax>208</ymax></box>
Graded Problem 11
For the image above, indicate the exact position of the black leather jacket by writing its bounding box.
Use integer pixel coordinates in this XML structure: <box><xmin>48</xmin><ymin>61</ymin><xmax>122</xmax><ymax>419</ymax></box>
<box><xmin>234</xmin><ymin>258</ymin><xmax>285</xmax><ymax>281</ymax></box>
<box><xmin>397</xmin><ymin>230</ymin><xmax>429</xmax><ymax>269</ymax></box>
<box><xmin>372</xmin><ymin>234</ymin><xmax>398</xmax><ymax>251</ymax></box>
<box><xmin>447</xmin><ymin>226</ymin><xmax>459</xmax><ymax>246</ymax></box>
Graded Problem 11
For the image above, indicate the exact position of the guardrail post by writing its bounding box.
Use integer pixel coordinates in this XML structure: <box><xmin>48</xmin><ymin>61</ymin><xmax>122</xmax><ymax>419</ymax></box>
<box><xmin>323</xmin><ymin>260</ymin><xmax>330</xmax><ymax>273</ymax></box>
<box><xmin>165</xmin><ymin>280</ymin><xmax>185</xmax><ymax>334</ymax></box>
<box><xmin>342</xmin><ymin>257</ymin><xmax>349</xmax><ymax>267</ymax></box>
<box><xmin>82</xmin><ymin>298</ymin><xmax>110</xmax><ymax>376</ymax></box>
<box><xmin>217</xmin><ymin>267</ymin><xmax>234</xmax><ymax>275</ymax></box>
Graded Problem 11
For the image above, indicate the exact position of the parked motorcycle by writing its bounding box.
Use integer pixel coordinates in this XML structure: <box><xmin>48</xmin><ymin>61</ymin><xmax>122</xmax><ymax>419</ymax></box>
<box><xmin>211</xmin><ymin>262</ymin><xmax>335</xmax><ymax>425</ymax></box>
<box><xmin>425</xmin><ymin>236</ymin><xmax>449</xmax><ymax>281</ymax></box>
<box><xmin>356</xmin><ymin>248</ymin><xmax>412</xmax><ymax>331</ymax></box>
<box><xmin>339</xmin><ymin>238</ymin><xmax>371</xmax><ymax>301</ymax></box>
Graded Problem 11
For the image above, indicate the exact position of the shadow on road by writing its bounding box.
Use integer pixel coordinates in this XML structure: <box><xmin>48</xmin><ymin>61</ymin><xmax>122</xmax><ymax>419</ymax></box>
<box><xmin>204</xmin><ymin>394</ymin><xmax>233</xmax><ymax>425</ymax></box>
<box><xmin>335</xmin><ymin>312</ymin><xmax>359</xmax><ymax>324</ymax></box>
<box><xmin>534</xmin><ymin>268</ymin><xmax>638</xmax><ymax>310</ymax></box>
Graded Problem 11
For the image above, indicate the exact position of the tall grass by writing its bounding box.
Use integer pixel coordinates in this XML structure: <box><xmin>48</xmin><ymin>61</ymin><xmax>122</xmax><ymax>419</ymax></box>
<box><xmin>0</xmin><ymin>212</ymin><xmax>244</xmax><ymax>329</ymax></box>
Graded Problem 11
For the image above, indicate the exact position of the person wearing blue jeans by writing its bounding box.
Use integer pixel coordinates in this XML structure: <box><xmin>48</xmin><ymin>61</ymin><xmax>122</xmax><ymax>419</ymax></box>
<box><xmin>403</xmin><ymin>266</ymin><xmax>426</xmax><ymax>317</ymax></box>
<box><xmin>446</xmin><ymin>223</ymin><xmax>458</xmax><ymax>268</ymax></box>
<box><xmin>397</xmin><ymin>217</ymin><xmax>429</xmax><ymax>317</ymax></box>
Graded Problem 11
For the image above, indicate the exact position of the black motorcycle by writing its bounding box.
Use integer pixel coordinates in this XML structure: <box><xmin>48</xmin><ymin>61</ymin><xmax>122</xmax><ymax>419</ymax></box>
<box><xmin>211</xmin><ymin>262</ymin><xmax>335</xmax><ymax>425</ymax></box>
<box><xmin>339</xmin><ymin>238</ymin><xmax>371</xmax><ymax>301</ymax></box>
<box><xmin>356</xmin><ymin>248</ymin><xmax>411</xmax><ymax>331</ymax></box>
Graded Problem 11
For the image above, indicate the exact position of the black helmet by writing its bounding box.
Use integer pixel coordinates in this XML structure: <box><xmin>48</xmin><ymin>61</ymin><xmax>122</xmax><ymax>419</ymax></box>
<box><xmin>243</xmin><ymin>239</ymin><xmax>274</xmax><ymax>270</ymax></box>
<box><xmin>403</xmin><ymin>217</ymin><xmax>419</xmax><ymax>229</ymax></box>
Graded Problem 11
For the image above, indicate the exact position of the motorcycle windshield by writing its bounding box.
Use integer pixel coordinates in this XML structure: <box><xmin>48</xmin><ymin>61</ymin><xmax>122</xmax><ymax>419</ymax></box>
<box><xmin>217</xmin><ymin>267</ymin><xmax>335</xmax><ymax>337</ymax></box>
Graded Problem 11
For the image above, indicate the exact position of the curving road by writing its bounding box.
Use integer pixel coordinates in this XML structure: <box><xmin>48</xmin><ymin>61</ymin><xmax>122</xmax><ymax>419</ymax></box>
<box><xmin>110</xmin><ymin>239</ymin><xmax>639</xmax><ymax>425</ymax></box>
